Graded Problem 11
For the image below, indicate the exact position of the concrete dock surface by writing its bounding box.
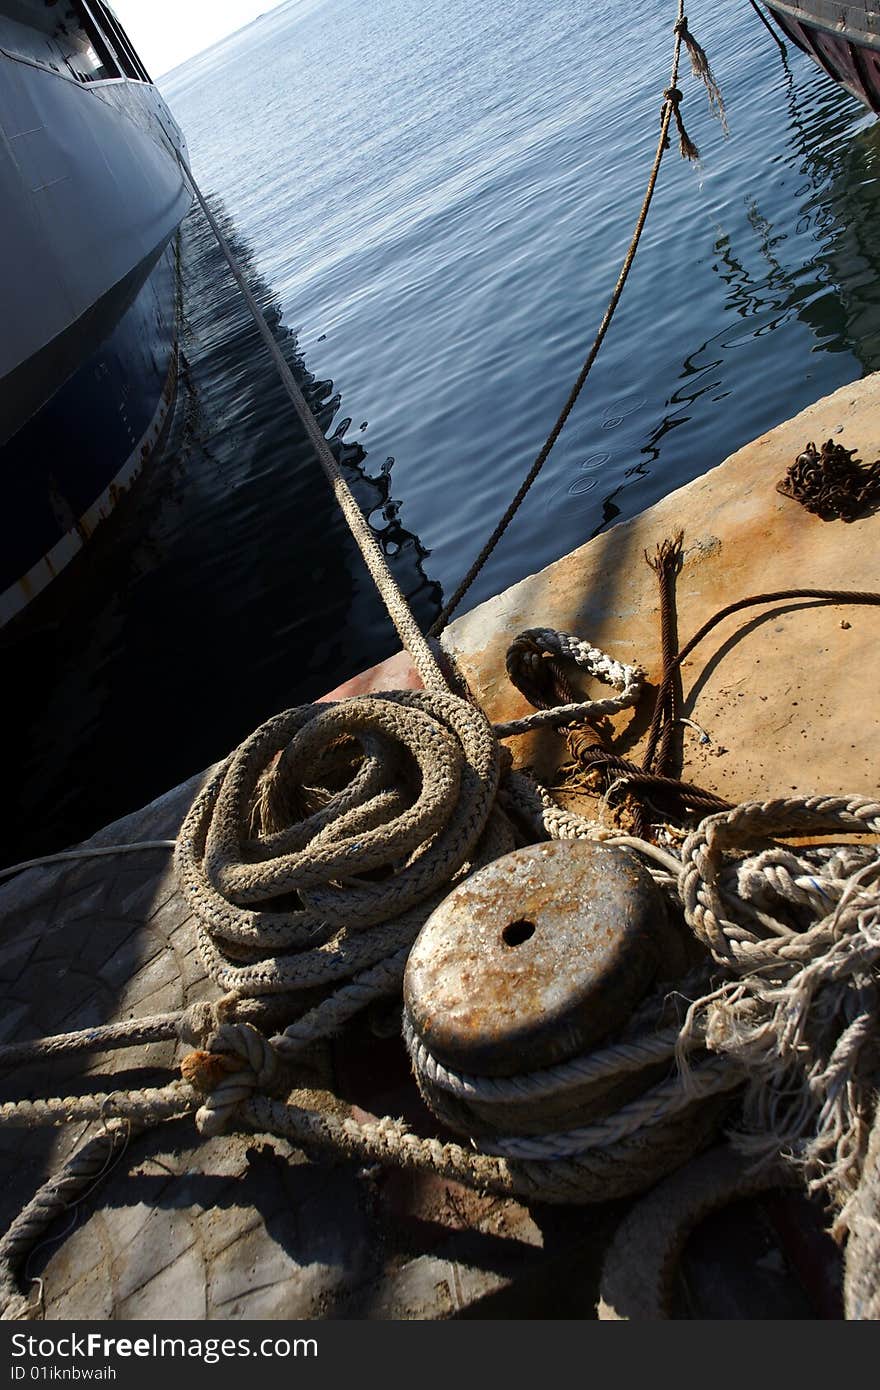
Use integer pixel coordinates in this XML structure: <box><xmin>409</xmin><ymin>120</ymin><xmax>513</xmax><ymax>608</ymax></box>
<box><xmin>1</xmin><ymin>373</ymin><xmax>877</xmax><ymax>1319</ymax></box>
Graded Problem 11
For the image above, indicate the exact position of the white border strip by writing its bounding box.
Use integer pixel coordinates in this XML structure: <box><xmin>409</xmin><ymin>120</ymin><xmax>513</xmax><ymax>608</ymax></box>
<box><xmin>0</xmin><ymin>346</ymin><xmax>178</xmax><ymax>628</ymax></box>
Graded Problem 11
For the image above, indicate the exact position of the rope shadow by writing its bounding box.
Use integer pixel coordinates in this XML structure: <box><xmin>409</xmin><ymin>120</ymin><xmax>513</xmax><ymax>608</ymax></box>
<box><xmin>680</xmin><ymin>597</ymin><xmax>854</xmax><ymax>716</ymax></box>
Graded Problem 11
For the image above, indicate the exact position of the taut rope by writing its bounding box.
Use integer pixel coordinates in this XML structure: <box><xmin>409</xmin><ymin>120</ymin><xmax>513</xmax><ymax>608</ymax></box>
<box><xmin>176</xmin><ymin>153</ymin><xmax>447</xmax><ymax>696</ymax></box>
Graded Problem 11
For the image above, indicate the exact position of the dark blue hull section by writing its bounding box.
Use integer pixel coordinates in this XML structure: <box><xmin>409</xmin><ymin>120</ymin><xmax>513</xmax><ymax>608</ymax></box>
<box><xmin>0</xmin><ymin>237</ymin><xmax>179</xmax><ymax>623</ymax></box>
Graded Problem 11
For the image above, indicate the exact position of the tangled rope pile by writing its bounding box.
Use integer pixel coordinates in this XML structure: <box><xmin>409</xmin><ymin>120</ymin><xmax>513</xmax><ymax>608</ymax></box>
<box><xmin>596</xmin><ymin>795</ymin><xmax>880</xmax><ymax>1319</ymax></box>
<box><xmin>678</xmin><ymin>797</ymin><xmax>880</xmax><ymax>1222</ymax></box>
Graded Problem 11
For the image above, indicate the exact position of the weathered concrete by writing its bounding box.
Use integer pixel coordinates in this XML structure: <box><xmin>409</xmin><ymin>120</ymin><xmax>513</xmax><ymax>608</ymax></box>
<box><xmin>2</xmin><ymin>373</ymin><xmax>876</xmax><ymax>1320</ymax></box>
<box><xmin>443</xmin><ymin>375</ymin><xmax>880</xmax><ymax>813</ymax></box>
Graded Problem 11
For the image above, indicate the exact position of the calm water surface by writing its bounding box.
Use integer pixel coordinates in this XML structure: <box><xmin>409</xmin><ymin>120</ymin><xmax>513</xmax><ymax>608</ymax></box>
<box><xmin>8</xmin><ymin>0</ymin><xmax>880</xmax><ymax>859</ymax></box>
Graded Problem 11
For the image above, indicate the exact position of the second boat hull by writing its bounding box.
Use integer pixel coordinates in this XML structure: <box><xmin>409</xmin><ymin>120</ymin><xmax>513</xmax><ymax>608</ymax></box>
<box><xmin>765</xmin><ymin>2</ymin><xmax>880</xmax><ymax>111</ymax></box>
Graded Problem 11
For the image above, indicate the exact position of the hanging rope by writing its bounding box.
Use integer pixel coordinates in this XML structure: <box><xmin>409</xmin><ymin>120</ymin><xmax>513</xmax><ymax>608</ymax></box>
<box><xmin>428</xmin><ymin>3</ymin><xmax>717</xmax><ymax>636</ymax></box>
<box><xmin>674</xmin><ymin>14</ymin><xmax>728</xmax><ymax>133</ymax></box>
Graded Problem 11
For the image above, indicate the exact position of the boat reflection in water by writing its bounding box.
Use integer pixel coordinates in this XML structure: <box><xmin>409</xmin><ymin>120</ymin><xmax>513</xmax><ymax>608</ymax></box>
<box><xmin>7</xmin><ymin>197</ymin><xmax>441</xmax><ymax>865</ymax></box>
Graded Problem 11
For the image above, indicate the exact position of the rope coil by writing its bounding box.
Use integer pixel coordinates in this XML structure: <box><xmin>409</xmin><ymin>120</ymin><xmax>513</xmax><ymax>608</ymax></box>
<box><xmin>174</xmin><ymin>689</ymin><xmax>510</xmax><ymax>1000</ymax></box>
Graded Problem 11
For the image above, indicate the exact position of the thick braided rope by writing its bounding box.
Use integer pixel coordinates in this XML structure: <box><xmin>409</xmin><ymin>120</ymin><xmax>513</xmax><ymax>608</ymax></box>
<box><xmin>183</xmin><ymin>1021</ymin><xmax>280</xmax><ymax>1137</ymax></box>
<box><xmin>270</xmin><ymin>947</ymin><xmax>410</xmax><ymax>1058</ymax></box>
<box><xmin>241</xmin><ymin>1084</ymin><xmax>728</xmax><ymax>1206</ymax></box>
<box><xmin>494</xmin><ymin>629</ymin><xmax>643</xmax><ymax>738</ymax></box>
<box><xmin>0</xmin><ymin>1083</ymin><xmax>197</xmax><ymax>1129</ymax></box>
<box><xmin>501</xmin><ymin>768</ymin><xmax>610</xmax><ymax>841</ymax></box>
<box><xmin>179</xmin><ymin>153</ymin><xmax>447</xmax><ymax>695</ymax></box>
<box><xmin>501</xmin><ymin>769</ymin><xmax>684</xmax><ymax>883</ymax></box>
<box><xmin>175</xmin><ymin>689</ymin><xmax>503</xmax><ymax>997</ymax></box>
<box><xmin>0</xmin><ymin>1122</ymin><xmax>141</xmax><ymax>1322</ymax></box>
<box><xmin>0</xmin><ymin>1016</ymin><xmax>181</xmax><ymax>1071</ymax></box>
<box><xmin>597</xmin><ymin>1144</ymin><xmax>797</xmax><ymax>1320</ymax></box>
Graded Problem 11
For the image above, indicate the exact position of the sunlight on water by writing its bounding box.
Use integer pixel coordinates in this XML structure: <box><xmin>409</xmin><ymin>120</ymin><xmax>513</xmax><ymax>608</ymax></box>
<box><xmin>9</xmin><ymin>0</ymin><xmax>880</xmax><ymax>858</ymax></box>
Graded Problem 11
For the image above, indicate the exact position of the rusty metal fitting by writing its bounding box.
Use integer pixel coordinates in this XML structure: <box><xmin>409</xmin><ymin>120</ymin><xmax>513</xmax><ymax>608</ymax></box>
<box><xmin>404</xmin><ymin>840</ymin><xmax>666</xmax><ymax>1078</ymax></box>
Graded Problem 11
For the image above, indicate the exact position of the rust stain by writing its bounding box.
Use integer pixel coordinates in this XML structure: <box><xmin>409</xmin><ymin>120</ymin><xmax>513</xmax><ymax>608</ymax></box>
<box><xmin>405</xmin><ymin>840</ymin><xmax>663</xmax><ymax>1075</ymax></box>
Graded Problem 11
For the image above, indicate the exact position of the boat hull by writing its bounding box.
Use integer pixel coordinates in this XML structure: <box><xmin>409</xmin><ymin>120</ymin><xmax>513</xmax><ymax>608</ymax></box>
<box><xmin>0</xmin><ymin>12</ymin><xmax>190</xmax><ymax>625</ymax></box>
<box><xmin>765</xmin><ymin>2</ymin><xmax>880</xmax><ymax>111</ymax></box>
<box><xmin>0</xmin><ymin>237</ymin><xmax>181</xmax><ymax>626</ymax></box>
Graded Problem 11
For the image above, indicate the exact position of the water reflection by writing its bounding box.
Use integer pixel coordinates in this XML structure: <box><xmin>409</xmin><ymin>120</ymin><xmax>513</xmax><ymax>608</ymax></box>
<box><xmin>579</xmin><ymin>53</ymin><xmax>880</xmax><ymax>537</ymax></box>
<box><xmin>6</xmin><ymin>198</ymin><xmax>440</xmax><ymax>862</ymax></box>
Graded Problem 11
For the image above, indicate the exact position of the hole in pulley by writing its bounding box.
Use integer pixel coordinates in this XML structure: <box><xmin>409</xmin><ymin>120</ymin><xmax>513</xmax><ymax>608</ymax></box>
<box><xmin>502</xmin><ymin>918</ymin><xmax>536</xmax><ymax>947</ymax></box>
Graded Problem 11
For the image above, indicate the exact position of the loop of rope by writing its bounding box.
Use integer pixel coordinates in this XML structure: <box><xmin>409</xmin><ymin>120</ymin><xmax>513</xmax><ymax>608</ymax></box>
<box><xmin>496</xmin><ymin>628</ymin><xmax>643</xmax><ymax>738</ymax></box>
<box><xmin>471</xmin><ymin>1059</ymin><xmax>741</xmax><ymax>1161</ymax></box>
<box><xmin>405</xmin><ymin>1019</ymin><xmax>684</xmax><ymax>1107</ymax></box>
<box><xmin>0</xmin><ymin>1121</ymin><xmax>141</xmax><ymax>1323</ymax></box>
<box><xmin>679</xmin><ymin>795</ymin><xmax>880</xmax><ymax>968</ymax></box>
<box><xmin>597</xmin><ymin>1144</ymin><xmax>797</xmax><ymax>1320</ymax></box>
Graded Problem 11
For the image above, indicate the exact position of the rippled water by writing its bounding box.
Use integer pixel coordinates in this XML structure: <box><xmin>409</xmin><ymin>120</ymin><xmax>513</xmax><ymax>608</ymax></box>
<box><xmin>8</xmin><ymin>0</ymin><xmax>880</xmax><ymax>860</ymax></box>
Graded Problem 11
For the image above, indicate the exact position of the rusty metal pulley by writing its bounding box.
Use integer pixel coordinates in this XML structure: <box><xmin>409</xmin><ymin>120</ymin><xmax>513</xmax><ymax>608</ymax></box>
<box><xmin>403</xmin><ymin>839</ymin><xmax>668</xmax><ymax>1078</ymax></box>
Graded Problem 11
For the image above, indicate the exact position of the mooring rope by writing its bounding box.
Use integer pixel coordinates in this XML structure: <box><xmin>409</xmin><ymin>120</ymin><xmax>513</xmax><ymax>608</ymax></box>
<box><xmin>427</xmin><ymin>1</ymin><xmax>715</xmax><ymax>637</ymax></box>
<box><xmin>176</xmin><ymin>153</ymin><xmax>448</xmax><ymax>696</ymax></box>
<box><xmin>748</xmin><ymin>0</ymin><xmax>788</xmax><ymax>55</ymax></box>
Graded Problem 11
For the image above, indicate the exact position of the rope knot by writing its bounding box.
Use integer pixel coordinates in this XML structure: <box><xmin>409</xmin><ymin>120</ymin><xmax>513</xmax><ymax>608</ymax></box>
<box><xmin>662</xmin><ymin>87</ymin><xmax>699</xmax><ymax>158</ymax></box>
<box><xmin>673</xmin><ymin>16</ymin><xmax>690</xmax><ymax>38</ymax></box>
<box><xmin>181</xmin><ymin>1021</ymin><xmax>281</xmax><ymax>1137</ymax></box>
<box><xmin>176</xmin><ymin>992</ymin><xmax>240</xmax><ymax>1048</ymax></box>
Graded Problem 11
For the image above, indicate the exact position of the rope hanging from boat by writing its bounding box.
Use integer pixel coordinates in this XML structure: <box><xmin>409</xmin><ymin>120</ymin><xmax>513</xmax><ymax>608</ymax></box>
<box><xmin>748</xmin><ymin>0</ymin><xmax>788</xmax><ymax>55</ymax></box>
